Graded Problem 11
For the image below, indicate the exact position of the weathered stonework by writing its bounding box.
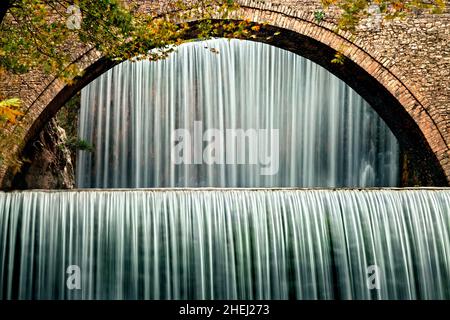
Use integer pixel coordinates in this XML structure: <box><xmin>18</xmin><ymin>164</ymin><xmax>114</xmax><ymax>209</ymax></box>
<box><xmin>1</xmin><ymin>0</ymin><xmax>449</xmax><ymax>186</ymax></box>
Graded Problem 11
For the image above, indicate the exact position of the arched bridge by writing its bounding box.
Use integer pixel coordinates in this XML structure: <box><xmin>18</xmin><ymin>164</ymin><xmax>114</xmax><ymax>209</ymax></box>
<box><xmin>1</xmin><ymin>0</ymin><xmax>449</xmax><ymax>186</ymax></box>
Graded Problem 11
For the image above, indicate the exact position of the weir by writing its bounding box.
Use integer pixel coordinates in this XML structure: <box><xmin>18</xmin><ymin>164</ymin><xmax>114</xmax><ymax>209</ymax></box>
<box><xmin>0</xmin><ymin>189</ymin><xmax>449</xmax><ymax>299</ymax></box>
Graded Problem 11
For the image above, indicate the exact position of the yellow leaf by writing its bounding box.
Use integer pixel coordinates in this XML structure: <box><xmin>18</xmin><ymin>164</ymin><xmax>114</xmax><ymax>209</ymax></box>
<box><xmin>0</xmin><ymin>98</ymin><xmax>23</xmax><ymax>124</ymax></box>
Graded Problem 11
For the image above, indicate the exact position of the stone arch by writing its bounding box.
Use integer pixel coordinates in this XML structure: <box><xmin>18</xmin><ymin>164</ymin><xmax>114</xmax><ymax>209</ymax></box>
<box><xmin>1</xmin><ymin>1</ymin><xmax>449</xmax><ymax>187</ymax></box>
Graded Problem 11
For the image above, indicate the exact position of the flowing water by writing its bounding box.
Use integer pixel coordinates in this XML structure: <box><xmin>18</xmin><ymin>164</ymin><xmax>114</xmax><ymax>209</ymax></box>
<box><xmin>77</xmin><ymin>39</ymin><xmax>399</xmax><ymax>188</ymax></box>
<box><xmin>3</xmin><ymin>39</ymin><xmax>440</xmax><ymax>301</ymax></box>
<box><xmin>1</xmin><ymin>189</ymin><xmax>449</xmax><ymax>300</ymax></box>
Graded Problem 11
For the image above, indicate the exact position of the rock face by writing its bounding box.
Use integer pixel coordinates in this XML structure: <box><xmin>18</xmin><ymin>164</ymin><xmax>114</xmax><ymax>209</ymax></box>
<box><xmin>1</xmin><ymin>0</ymin><xmax>449</xmax><ymax>186</ymax></box>
<box><xmin>11</xmin><ymin>119</ymin><xmax>75</xmax><ymax>189</ymax></box>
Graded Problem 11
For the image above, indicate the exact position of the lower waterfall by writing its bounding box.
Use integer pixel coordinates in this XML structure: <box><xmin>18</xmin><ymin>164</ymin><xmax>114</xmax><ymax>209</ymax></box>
<box><xmin>1</xmin><ymin>189</ymin><xmax>449</xmax><ymax>300</ymax></box>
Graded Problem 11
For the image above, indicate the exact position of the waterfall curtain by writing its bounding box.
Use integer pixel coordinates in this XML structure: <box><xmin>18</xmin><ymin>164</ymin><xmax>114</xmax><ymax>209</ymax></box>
<box><xmin>77</xmin><ymin>39</ymin><xmax>399</xmax><ymax>188</ymax></box>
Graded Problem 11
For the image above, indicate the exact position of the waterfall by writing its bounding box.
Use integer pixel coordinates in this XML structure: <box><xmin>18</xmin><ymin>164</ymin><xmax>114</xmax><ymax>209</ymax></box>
<box><xmin>4</xmin><ymin>39</ymin><xmax>430</xmax><ymax>302</ymax></box>
<box><xmin>77</xmin><ymin>39</ymin><xmax>399</xmax><ymax>188</ymax></box>
<box><xmin>1</xmin><ymin>189</ymin><xmax>449</xmax><ymax>300</ymax></box>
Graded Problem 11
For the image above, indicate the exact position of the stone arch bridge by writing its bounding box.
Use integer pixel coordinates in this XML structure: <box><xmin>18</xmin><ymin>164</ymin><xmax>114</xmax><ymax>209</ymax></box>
<box><xmin>1</xmin><ymin>0</ymin><xmax>450</xmax><ymax>187</ymax></box>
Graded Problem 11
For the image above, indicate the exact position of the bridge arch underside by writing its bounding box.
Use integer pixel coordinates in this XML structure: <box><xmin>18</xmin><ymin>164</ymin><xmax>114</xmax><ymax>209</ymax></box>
<box><xmin>3</xmin><ymin>21</ymin><xmax>449</xmax><ymax>188</ymax></box>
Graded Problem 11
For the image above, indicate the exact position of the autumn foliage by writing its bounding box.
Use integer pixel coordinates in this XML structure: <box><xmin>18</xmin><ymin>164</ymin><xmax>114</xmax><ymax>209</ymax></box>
<box><xmin>322</xmin><ymin>0</ymin><xmax>445</xmax><ymax>30</ymax></box>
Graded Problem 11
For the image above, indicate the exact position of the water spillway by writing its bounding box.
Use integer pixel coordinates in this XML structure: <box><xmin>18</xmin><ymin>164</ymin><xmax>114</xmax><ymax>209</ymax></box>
<box><xmin>77</xmin><ymin>39</ymin><xmax>399</xmax><ymax>188</ymax></box>
<box><xmin>0</xmin><ymin>189</ymin><xmax>449</xmax><ymax>300</ymax></box>
<box><xmin>3</xmin><ymin>39</ymin><xmax>444</xmax><ymax>301</ymax></box>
